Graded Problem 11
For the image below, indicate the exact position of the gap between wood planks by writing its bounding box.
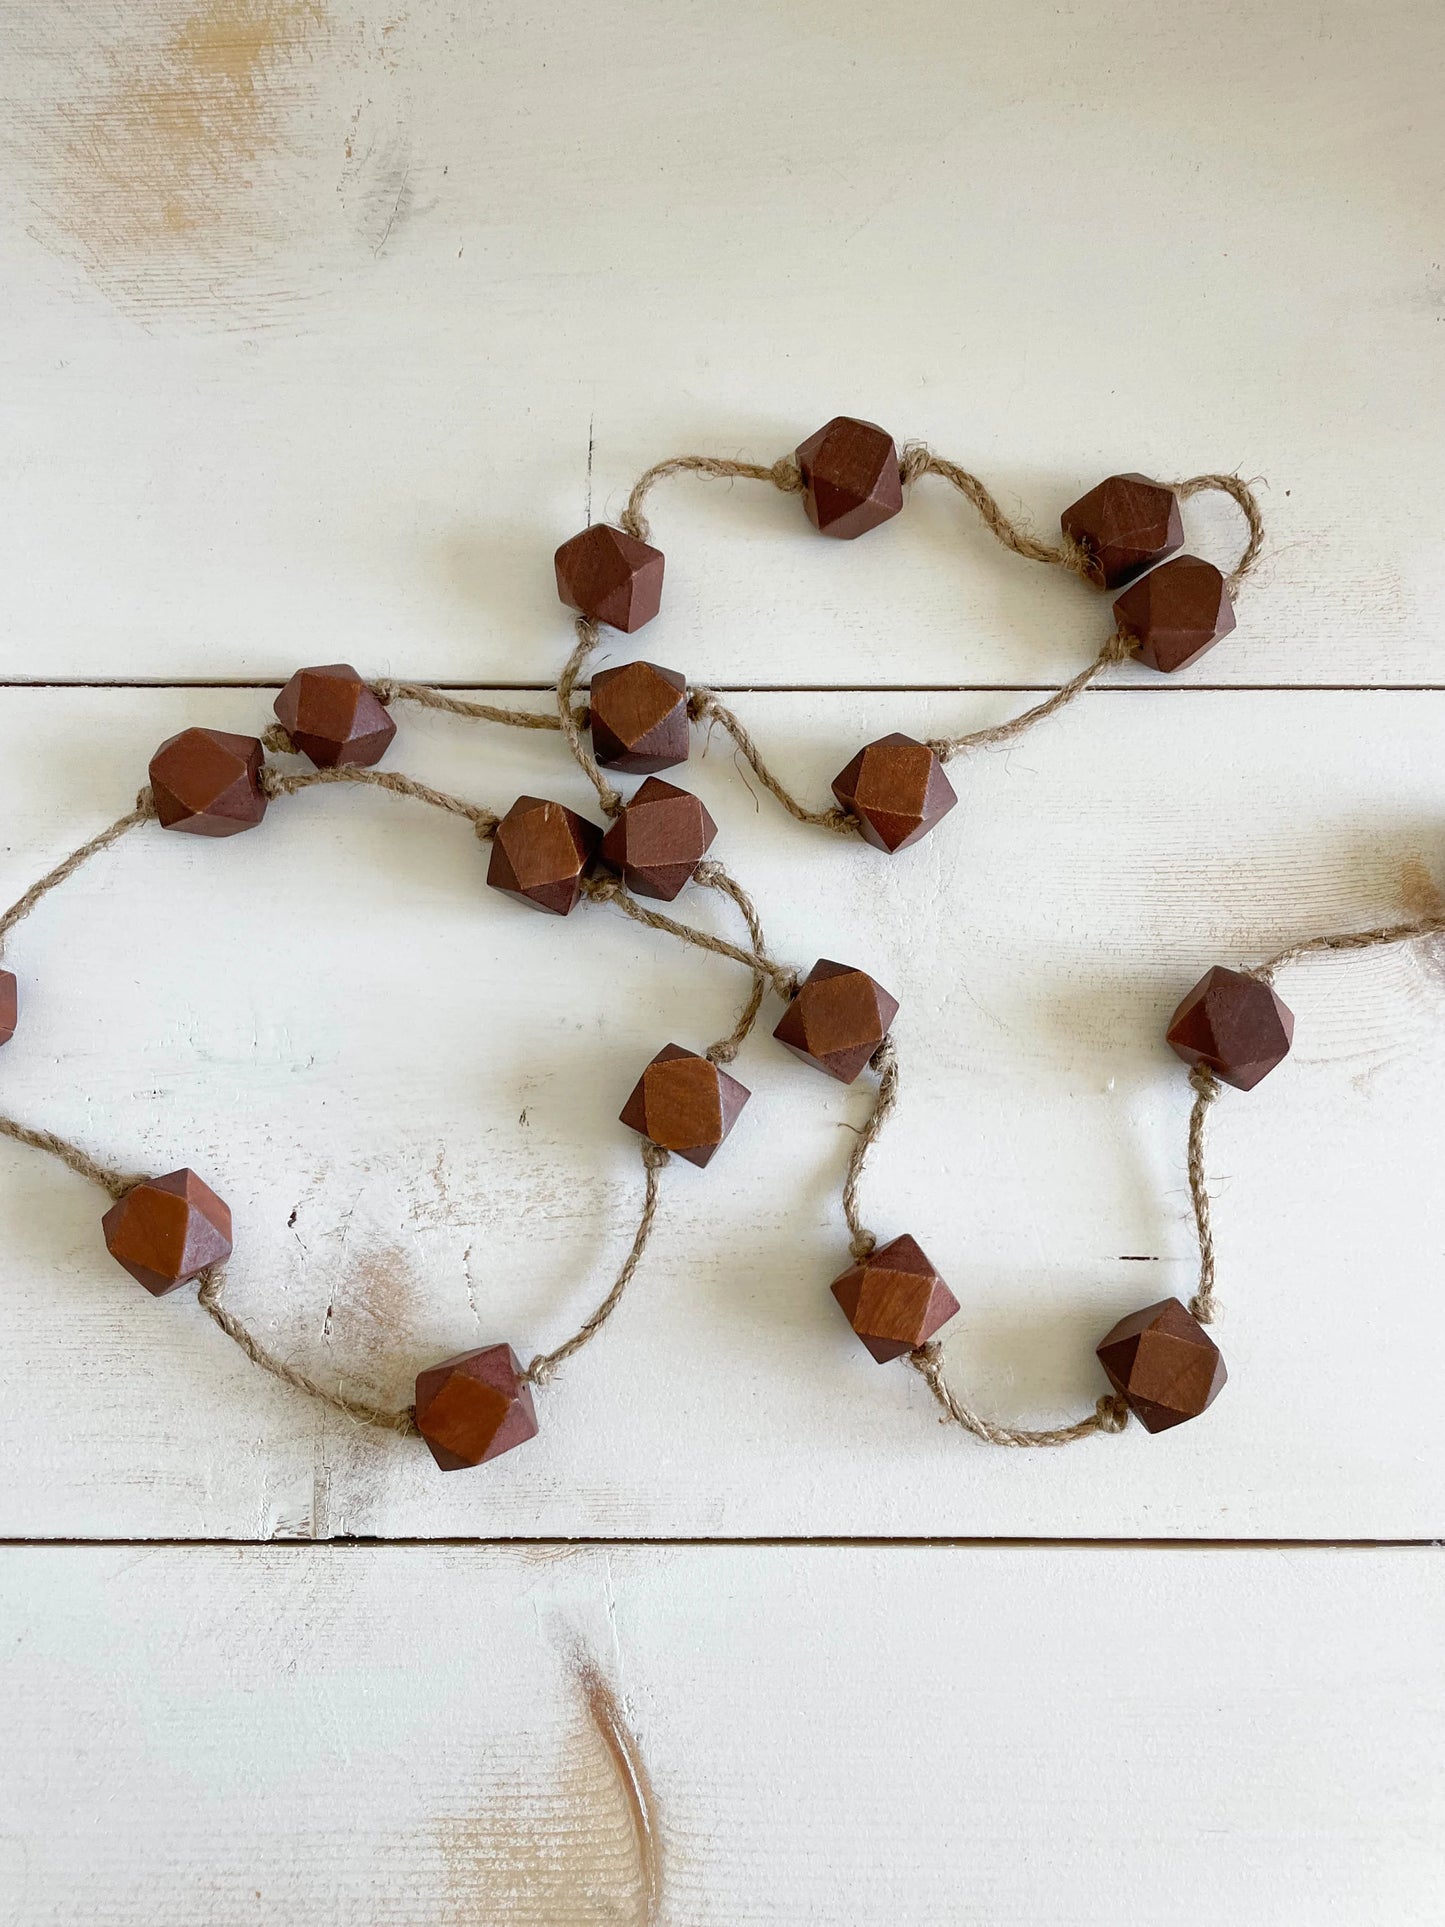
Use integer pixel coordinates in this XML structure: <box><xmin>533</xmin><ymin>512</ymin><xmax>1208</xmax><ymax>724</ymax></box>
<box><xmin>1</xmin><ymin>1535</ymin><xmax>1440</xmax><ymax>1550</ymax></box>
<box><xmin>4</xmin><ymin>681</ymin><xmax>1445</xmax><ymax>695</ymax></box>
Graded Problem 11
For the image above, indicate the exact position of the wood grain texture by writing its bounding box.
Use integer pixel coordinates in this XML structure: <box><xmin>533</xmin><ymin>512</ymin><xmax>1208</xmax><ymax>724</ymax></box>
<box><xmin>0</xmin><ymin>1544</ymin><xmax>1440</xmax><ymax>1925</ymax></box>
<box><xmin>0</xmin><ymin>1</ymin><xmax>1441</xmax><ymax>683</ymax></box>
<box><xmin>2</xmin><ymin>684</ymin><xmax>1445</xmax><ymax>1539</ymax></box>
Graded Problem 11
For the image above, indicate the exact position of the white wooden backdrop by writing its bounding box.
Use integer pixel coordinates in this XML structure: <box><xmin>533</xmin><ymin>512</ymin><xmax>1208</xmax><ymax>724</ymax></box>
<box><xmin>2</xmin><ymin>2</ymin><xmax>1443</xmax><ymax>1922</ymax></box>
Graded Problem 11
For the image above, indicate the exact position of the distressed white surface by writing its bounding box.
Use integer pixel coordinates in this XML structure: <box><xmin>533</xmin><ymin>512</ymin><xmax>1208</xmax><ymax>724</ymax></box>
<box><xmin>0</xmin><ymin>0</ymin><xmax>1441</xmax><ymax>685</ymax></box>
<box><xmin>0</xmin><ymin>1544</ymin><xmax>1441</xmax><ymax>1926</ymax></box>
<box><xmin>1</xmin><ymin>684</ymin><xmax>1444</xmax><ymax>1539</ymax></box>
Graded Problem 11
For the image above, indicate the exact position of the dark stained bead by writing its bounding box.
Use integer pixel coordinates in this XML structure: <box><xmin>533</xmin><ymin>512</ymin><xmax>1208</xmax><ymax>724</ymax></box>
<box><xmin>796</xmin><ymin>416</ymin><xmax>904</xmax><ymax>539</ymax></box>
<box><xmin>773</xmin><ymin>959</ymin><xmax>899</xmax><ymax>1084</ymax></box>
<box><xmin>599</xmin><ymin>778</ymin><xmax>717</xmax><ymax>901</ymax></box>
<box><xmin>0</xmin><ymin>970</ymin><xmax>16</xmax><ymax>1047</ymax></box>
<box><xmin>1061</xmin><ymin>473</ymin><xmax>1183</xmax><ymax>588</ymax></box>
<box><xmin>554</xmin><ymin>524</ymin><xmax>665</xmax><ymax>632</ymax></box>
<box><xmin>150</xmin><ymin>728</ymin><xmax>268</xmax><ymax>837</ymax></box>
<box><xmin>831</xmin><ymin>733</ymin><xmax>957</xmax><ymax>853</ymax></box>
<box><xmin>1166</xmin><ymin>966</ymin><xmax>1294</xmax><ymax>1092</ymax></box>
<box><xmin>589</xmin><ymin>660</ymin><xmax>690</xmax><ymax>773</ymax></box>
<box><xmin>101</xmin><ymin>1169</ymin><xmax>233</xmax><ymax>1296</ymax></box>
<box><xmin>1096</xmin><ymin>1297</ymin><xmax>1226</xmax><ymax>1433</ymax></box>
<box><xmin>830</xmin><ymin>1233</ymin><xmax>960</xmax><ymax>1362</ymax></box>
<box><xmin>1113</xmin><ymin>555</ymin><xmax>1237</xmax><ymax>674</ymax></box>
<box><xmin>619</xmin><ymin>1043</ymin><xmax>750</xmax><ymax>1167</ymax></box>
<box><xmin>274</xmin><ymin>662</ymin><xmax>397</xmax><ymax>768</ymax></box>
<box><xmin>413</xmin><ymin>1343</ymin><xmax>539</xmax><ymax>1471</ymax></box>
<box><xmin>487</xmin><ymin>796</ymin><xmax>601</xmax><ymax>916</ymax></box>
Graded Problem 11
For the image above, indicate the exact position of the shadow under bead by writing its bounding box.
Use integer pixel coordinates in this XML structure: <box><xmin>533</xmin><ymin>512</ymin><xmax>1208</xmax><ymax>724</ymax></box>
<box><xmin>619</xmin><ymin>1043</ymin><xmax>750</xmax><ymax>1167</ymax></box>
<box><xmin>487</xmin><ymin>795</ymin><xmax>601</xmax><ymax>916</ymax></box>
<box><xmin>1060</xmin><ymin>473</ymin><xmax>1183</xmax><ymax>589</ymax></box>
<box><xmin>1096</xmin><ymin>1297</ymin><xmax>1226</xmax><ymax>1432</ymax></box>
<box><xmin>831</xmin><ymin>1234</ymin><xmax>960</xmax><ymax>1362</ymax></box>
<box><xmin>554</xmin><ymin>524</ymin><xmax>665</xmax><ymax>632</ymax></box>
<box><xmin>413</xmin><ymin>1344</ymin><xmax>538</xmax><ymax>1471</ymax></box>
<box><xmin>773</xmin><ymin>959</ymin><xmax>899</xmax><ymax>1084</ymax></box>
<box><xmin>588</xmin><ymin>660</ymin><xmax>691</xmax><ymax>773</ymax></box>
<box><xmin>102</xmin><ymin>1169</ymin><xmax>233</xmax><ymax>1296</ymax></box>
<box><xmin>149</xmin><ymin>728</ymin><xmax>268</xmax><ymax>837</ymax></box>
<box><xmin>795</xmin><ymin>416</ymin><xmax>904</xmax><ymax>539</ymax></box>
<box><xmin>832</xmin><ymin>733</ymin><xmax>957</xmax><ymax>852</ymax></box>
<box><xmin>1167</xmin><ymin>966</ymin><xmax>1294</xmax><ymax>1091</ymax></box>
<box><xmin>273</xmin><ymin>662</ymin><xmax>397</xmax><ymax>768</ymax></box>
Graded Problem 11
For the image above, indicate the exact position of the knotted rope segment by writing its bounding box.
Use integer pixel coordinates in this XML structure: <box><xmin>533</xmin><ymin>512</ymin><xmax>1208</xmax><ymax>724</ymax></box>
<box><xmin>573</xmin><ymin>440</ymin><xmax>1266</xmax><ymax>835</ymax></box>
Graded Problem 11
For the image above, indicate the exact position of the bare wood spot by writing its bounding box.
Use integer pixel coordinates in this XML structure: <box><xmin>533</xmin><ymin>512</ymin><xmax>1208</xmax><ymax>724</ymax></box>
<box><xmin>578</xmin><ymin>1658</ymin><xmax>664</xmax><ymax>1926</ymax></box>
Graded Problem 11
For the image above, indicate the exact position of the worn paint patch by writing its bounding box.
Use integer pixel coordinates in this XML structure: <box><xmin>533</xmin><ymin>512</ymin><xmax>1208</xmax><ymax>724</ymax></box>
<box><xmin>10</xmin><ymin>1</ymin><xmax>423</xmax><ymax>322</ymax></box>
<box><xmin>435</xmin><ymin>1653</ymin><xmax>662</xmax><ymax>1926</ymax></box>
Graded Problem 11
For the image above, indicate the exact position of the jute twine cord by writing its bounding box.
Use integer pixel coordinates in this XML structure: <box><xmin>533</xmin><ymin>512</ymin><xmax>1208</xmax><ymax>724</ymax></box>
<box><xmin>0</xmin><ymin>791</ymin><xmax>157</xmax><ymax>952</ymax></box>
<box><xmin>371</xmin><ymin>681</ymin><xmax>580</xmax><ymax>732</ymax></box>
<box><xmin>558</xmin><ymin>617</ymin><xmax>625</xmax><ymax>818</ymax></box>
<box><xmin>619</xmin><ymin>454</ymin><xmax>803</xmax><ymax>546</ymax></box>
<box><xmin>258</xmin><ymin>759</ymin><xmax>502</xmax><ymax>837</ymax></box>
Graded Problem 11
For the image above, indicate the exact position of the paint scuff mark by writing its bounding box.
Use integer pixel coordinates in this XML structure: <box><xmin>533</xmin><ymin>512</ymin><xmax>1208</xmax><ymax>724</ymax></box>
<box><xmin>578</xmin><ymin>1656</ymin><xmax>664</xmax><ymax>1926</ymax></box>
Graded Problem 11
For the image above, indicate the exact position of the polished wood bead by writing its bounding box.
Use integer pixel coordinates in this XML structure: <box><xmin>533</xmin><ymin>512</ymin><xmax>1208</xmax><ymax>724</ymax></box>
<box><xmin>599</xmin><ymin>778</ymin><xmax>717</xmax><ymax>901</ymax></box>
<box><xmin>1113</xmin><ymin>555</ymin><xmax>1236</xmax><ymax>673</ymax></box>
<box><xmin>487</xmin><ymin>795</ymin><xmax>601</xmax><ymax>916</ymax></box>
<box><xmin>772</xmin><ymin>959</ymin><xmax>900</xmax><ymax>1084</ymax></box>
<box><xmin>795</xmin><ymin>416</ymin><xmax>903</xmax><ymax>539</ymax></box>
<box><xmin>413</xmin><ymin>1343</ymin><xmax>539</xmax><ymax>1471</ymax></box>
<box><xmin>102</xmin><ymin>1169</ymin><xmax>233</xmax><ymax>1296</ymax></box>
<box><xmin>831</xmin><ymin>733</ymin><xmax>957</xmax><ymax>852</ymax></box>
<box><xmin>554</xmin><ymin>524</ymin><xmax>665</xmax><ymax>632</ymax></box>
<box><xmin>830</xmin><ymin>1233</ymin><xmax>960</xmax><ymax>1362</ymax></box>
<box><xmin>1061</xmin><ymin>473</ymin><xmax>1183</xmax><ymax>589</ymax></box>
<box><xmin>619</xmin><ymin>1043</ymin><xmax>750</xmax><ymax>1167</ymax></box>
<box><xmin>274</xmin><ymin>662</ymin><xmax>397</xmax><ymax>767</ymax></box>
<box><xmin>589</xmin><ymin>660</ymin><xmax>690</xmax><ymax>773</ymax></box>
<box><xmin>149</xmin><ymin>728</ymin><xmax>268</xmax><ymax>837</ymax></box>
<box><xmin>0</xmin><ymin>969</ymin><xmax>16</xmax><ymax>1047</ymax></box>
<box><xmin>1167</xmin><ymin>966</ymin><xmax>1294</xmax><ymax>1092</ymax></box>
<box><xmin>1096</xmin><ymin>1296</ymin><xmax>1226</xmax><ymax>1433</ymax></box>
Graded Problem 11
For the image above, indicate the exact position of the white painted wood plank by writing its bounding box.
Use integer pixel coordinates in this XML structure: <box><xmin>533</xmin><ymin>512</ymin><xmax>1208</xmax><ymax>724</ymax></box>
<box><xmin>0</xmin><ymin>1544</ymin><xmax>1440</xmax><ymax>1924</ymax></box>
<box><xmin>1</xmin><ymin>685</ymin><xmax>1444</xmax><ymax>1538</ymax></box>
<box><xmin>0</xmin><ymin>1</ymin><xmax>1441</xmax><ymax>684</ymax></box>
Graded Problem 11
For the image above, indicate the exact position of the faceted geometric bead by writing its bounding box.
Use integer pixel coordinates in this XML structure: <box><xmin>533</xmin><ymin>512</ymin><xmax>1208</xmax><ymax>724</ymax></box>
<box><xmin>589</xmin><ymin>660</ymin><xmax>690</xmax><ymax>773</ymax></box>
<box><xmin>273</xmin><ymin>662</ymin><xmax>397</xmax><ymax>768</ymax></box>
<box><xmin>487</xmin><ymin>796</ymin><xmax>601</xmax><ymax>916</ymax></box>
<box><xmin>773</xmin><ymin>959</ymin><xmax>899</xmax><ymax>1084</ymax></box>
<box><xmin>0</xmin><ymin>969</ymin><xmax>16</xmax><ymax>1047</ymax></box>
<box><xmin>1096</xmin><ymin>1296</ymin><xmax>1226</xmax><ymax>1433</ymax></box>
<box><xmin>619</xmin><ymin>1043</ymin><xmax>750</xmax><ymax>1167</ymax></box>
<box><xmin>101</xmin><ymin>1169</ymin><xmax>234</xmax><ymax>1296</ymax></box>
<box><xmin>831</xmin><ymin>733</ymin><xmax>958</xmax><ymax>853</ymax></box>
<box><xmin>1113</xmin><ymin>556</ymin><xmax>1236</xmax><ymax>674</ymax></box>
<box><xmin>1166</xmin><ymin>966</ymin><xmax>1295</xmax><ymax>1092</ymax></box>
<box><xmin>795</xmin><ymin>416</ymin><xmax>904</xmax><ymax>539</ymax></box>
<box><xmin>830</xmin><ymin>1233</ymin><xmax>960</xmax><ymax>1363</ymax></box>
<box><xmin>599</xmin><ymin>778</ymin><xmax>717</xmax><ymax>901</ymax></box>
<box><xmin>413</xmin><ymin>1343</ymin><xmax>539</xmax><ymax>1472</ymax></box>
<box><xmin>554</xmin><ymin>524</ymin><xmax>665</xmax><ymax>632</ymax></box>
<box><xmin>149</xmin><ymin>728</ymin><xmax>268</xmax><ymax>837</ymax></box>
<box><xmin>1060</xmin><ymin>473</ymin><xmax>1183</xmax><ymax>589</ymax></box>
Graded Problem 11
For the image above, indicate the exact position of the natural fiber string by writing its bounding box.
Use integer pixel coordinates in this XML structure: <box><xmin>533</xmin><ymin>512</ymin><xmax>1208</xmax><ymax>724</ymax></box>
<box><xmin>372</xmin><ymin>681</ymin><xmax>579</xmax><ymax>732</ymax></box>
<box><xmin>687</xmin><ymin>688</ymin><xmax>858</xmax><ymax>833</ymax></box>
<box><xmin>0</xmin><ymin>790</ymin><xmax>157</xmax><ymax>952</ymax></box>
<box><xmin>258</xmin><ymin>760</ymin><xmax>501</xmax><ymax>837</ymax></box>
<box><xmin>558</xmin><ymin>617</ymin><xmax>625</xmax><ymax>817</ymax></box>
<box><xmin>0</xmin><ymin>1114</ymin><xmax>142</xmax><ymax>1201</ymax></box>
<box><xmin>619</xmin><ymin>454</ymin><xmax>803</xmax><ymax>546</ymax></box>
<box><xmin>925</xmin><ymin>629</ymin><xmax>1136</xmax><ymax>762</ymax></box>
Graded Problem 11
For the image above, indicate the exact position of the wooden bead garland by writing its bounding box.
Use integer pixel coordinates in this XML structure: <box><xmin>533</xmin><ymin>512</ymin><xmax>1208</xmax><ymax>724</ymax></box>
<box><xmin>3</xmin><ymin>425</ymin><xmax>1420</xmax><ymax>1473</ymax></box>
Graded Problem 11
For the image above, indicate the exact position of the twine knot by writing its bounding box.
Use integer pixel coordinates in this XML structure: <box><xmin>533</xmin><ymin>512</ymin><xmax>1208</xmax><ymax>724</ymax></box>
<box><xmin>257</xmin><ymin>765</ymin><xmax>286</xmax><ymax>799</ymax></box>
<box><xmin>640</xmin><ymin>1142</ymin><xmax>672</xmax><ymax>1171</ymax></box>
<box><xmin>262</xmin><ymin>722</ymin><xmax>297</xmax><ymax>755</ymax></box>
<box><xmin>1188</xmin><ymin>1290</ymin><xmax>1217</xmax><ymax>1327</ymax></box>
<box><xmin>769</xmin><ymin>457</ymin><xmax>803</xmax><ymax>493</ymax></box>
<box><xmin>371</xmin><ymin>678</ymin><xmax>397</xmax><ymax>704</ymax></box>
<box><xmin>1102</xmin><ymin>628</ymin><xmax>1137</xmax><ymax>665</ymax></box>
<box><xmin>686</xmin><ymin>687</ymin><xmax>714</xmax><ymax>723</ymax></box>
<box><xmin>899</xmin><ymin>442</ymin><xmax>932</xmax><ymax>485</ymax></box>
<box><xmin>1188</xmin><ymin>1064</ymin><xmax>1220</xmax><ymax>1101</ymax></box>
<box><xmin>848</xmin><ymin>1230</ymin><xmax>877</xmax><ymax>1260</ymax></box>
<box><xmin>134</xmin><ymin>785</ymin><xmax>156</xmax><ymax>816</ymax></box>
<box><xmin>1095</xmin><ymin>1394</ymin><xmax>1130</xmax><ymax>1434</ymax></box>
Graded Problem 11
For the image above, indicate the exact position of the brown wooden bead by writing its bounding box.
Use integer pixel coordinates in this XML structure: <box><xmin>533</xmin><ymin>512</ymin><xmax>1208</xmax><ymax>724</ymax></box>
<box><xmin>487</xmin><ymin>795</ymin><xmax>601</xmax><ymax>916</ymax></box>
<box><xmin>1061</xmin><ymin>473</ymin><xmax>1183</xmax><ymax>589</ymax></box>
<box><xmin>1167</xmin><ymin>966</ymin><xmax>1294</xmax><ymax>1092</ymax></box>
<box><xmin>773</xmin><ymin>959</ymin><xmax>899</xmax><ymax>1084</ymax></box>
<box><xmin>1113</xmin><ymin>555</ymin><xmax>1236</xmax><ymax>674</ymax></box>
<box><xmin>1096</xmin><ymin>1296</ymin><xmax>1226</xmax><ymax>1433</ymax></box>
<box><xmin>554</xmin><ymin>524</ymin><xmax>665</xmax><ymax>632</ymax></box>
<box><xmin>830</xmin><ymin>1233</ymin><xmax>960</xmax><ymax>1363</ymax></box>
<box><xmin>274</xmin><ymin>662</ymin><xmax>397</xmax><ymax>768</ymax></box>
<box><xmin>413</xmin><ymin>1343</ymin><xmax>539</xmax><ymax>1472</ymax></box>
<box><xmin>149</xmin><ymin>728</ymin><xmax>268</xmax><ymax>837</ymax></box>
<box><xmin>619</xmin><ymin>1043</ymin><xmax>750</xmax><ymax>1167</ymax></box>
<box><xmin>599</xmin><ymin>778</ymin><xmax>717</xmax><ymax>901</ymax></box>
<box><xmin>0</xmin><ymin>970</ymin><xmax>16</xmax><ymax>1047</ymax></box>
<box><xmin>795</xmin><ymin>416</ymin><xmax>904</xmax><ymax>539</ymax></box>
<box><xmin>831</xmin><ymin>733</ymin><xmax>957</xmax><ymax>853</ymax></box>
<box><xmin>589</xmin><ymin>660</ymin><xmax>690</xmax><ymax>773</ymax></box>
<box><xmin>101</xmin><ymin>1169</ymin><xmax>233</xmax><ymax>1296</ymax></box>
